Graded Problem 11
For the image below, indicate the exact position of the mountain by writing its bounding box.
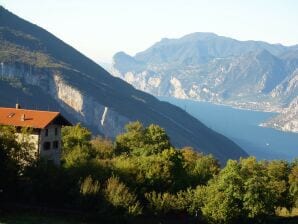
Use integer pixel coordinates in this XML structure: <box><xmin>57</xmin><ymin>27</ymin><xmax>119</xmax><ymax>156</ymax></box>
<box><xmin>112</xmin><ymin>33</ymin><xmax>298</xmax><ymax>132</ymax></box>
<box><xmin>261</xmin><ymin>96</ymin><xmax>298</xmax><ymax>132</ymax></box>
<box><xmin>133</xmin><ymin>32</ymin><xmax>287</xmax><ymax>65</ymax></box>
<box><xmin>0</xmin><ymin>6</ymin><xmax>247</xmax><ymax>162</ymax></box>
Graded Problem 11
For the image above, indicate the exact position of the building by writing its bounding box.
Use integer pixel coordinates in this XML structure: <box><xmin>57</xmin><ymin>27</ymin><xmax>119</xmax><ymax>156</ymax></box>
<box><xmin>0</xmin><ymin>104</ymin><xmax>72</xmax><ymax>165</ymax></box>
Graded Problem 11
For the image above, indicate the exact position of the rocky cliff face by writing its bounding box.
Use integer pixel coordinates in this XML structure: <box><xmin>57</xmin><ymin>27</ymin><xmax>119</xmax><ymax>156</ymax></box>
<box><xmin>1</xmin><ymin>62</ymin><xmax>129</xmax><ymax>138</ymax></box>
<box><xmin>112</xmin><ymin>33</ymin><xmax>298</xmax><ymax>132</ymax></box>
<box><xmin>261</xmin><ymin>97</ymin><xmax>298</xmax><ymax>133</ymax></box>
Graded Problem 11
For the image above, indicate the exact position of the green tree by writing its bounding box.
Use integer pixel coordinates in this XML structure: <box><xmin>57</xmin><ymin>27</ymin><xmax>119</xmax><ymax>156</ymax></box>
<box><xmin>182</xmin><ymin>147</ymin><xmax>220</xmax><ymax>186</ymax></box>
<box><xmin>143</xmin><ymin>124</ymin><xmax>171</xmax><ymax>155</ymax></box>
<box><xmin>115</xmin><ymin>122</ymin><xmax>171</xmax><ymax>156</ymax></box>
<box><xmin>0</xmin><ymin>125</ymin><xmax>19</xmax><ymax>200</ymax></box>
<box><xmin>90</xmin><ymin>136</ymin><xmax>115</xmax><ymax>159</ymax></box>
<box><xmin>62</xmin><ymin>124</ymin><xmax>91</xmax><ymax>153</ymax></box>
<box><xmin>266</xmin><ymin>160</ymin><xmax>291</xmax><ymax>209</ymax></box>
<box><xmin>240</xmin><ymin>157</ymin><xmax>276</xmax><ymax>219</ymax></box>
<box><xmin>289</xmin><ymin>164</ymin><xmax>298</xmax><ymax>207</ymax></box>
<box><xmin>202</xmin><ymin>157</ymin><xmax>287</xmax><ymax>223</ymax></box>
<box><xmin>115</xmin><ymin>121</ymin><xmax>145</xmax><ymax>155</ymax></box>
<box><xmin>62</xmin><ymin>145</ymin><xmax>91</xmax><ymax>168</ymax></box>
<box><xmin>202</xmin><ymin>160</ymin><xmax>243</xmax><ymax>223</ymax></box>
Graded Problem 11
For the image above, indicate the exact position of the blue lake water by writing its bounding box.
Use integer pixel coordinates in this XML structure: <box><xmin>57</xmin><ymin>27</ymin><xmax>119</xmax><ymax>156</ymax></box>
<box><xmin>160</xmin><ymin>97</ymin><xmax>298</xmax><ymax>161</ymax></box>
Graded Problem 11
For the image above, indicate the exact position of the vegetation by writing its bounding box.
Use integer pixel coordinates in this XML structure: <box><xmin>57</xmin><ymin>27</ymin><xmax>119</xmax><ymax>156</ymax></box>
<box><xmin>0</xmin><ymin>122</ymin><xmax>297</xmax><ymax>223</ymax></box>
<box><xmin>0</xmin><ymin>27</ymin><xmax>67</xmax><ymax>69</ymax></box>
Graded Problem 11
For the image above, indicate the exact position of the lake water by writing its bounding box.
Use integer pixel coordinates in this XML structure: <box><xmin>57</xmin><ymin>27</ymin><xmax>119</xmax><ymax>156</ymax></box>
<box><xmin>160</xmin><ymin>97</ymin><xmax>298</xmax><ymax>161</ymax></box>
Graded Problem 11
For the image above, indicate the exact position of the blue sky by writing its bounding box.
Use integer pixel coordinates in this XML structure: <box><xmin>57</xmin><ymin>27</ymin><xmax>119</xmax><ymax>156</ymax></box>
<box><xmin>1</xmin><ymin>0</ymin><xmax>297</xmax><ymax>63</ymax></box>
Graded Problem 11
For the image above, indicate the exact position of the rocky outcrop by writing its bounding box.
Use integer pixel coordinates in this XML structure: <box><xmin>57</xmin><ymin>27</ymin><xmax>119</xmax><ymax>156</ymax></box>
<box><xmin>261</xmin><ymin>97</ymin><xmax>298</xmax><ymax>133</ymax></box>
<box><xmin>1</xmin><ymin>62</ymin><xmax>129</xmax><ymax>138</ymax></box>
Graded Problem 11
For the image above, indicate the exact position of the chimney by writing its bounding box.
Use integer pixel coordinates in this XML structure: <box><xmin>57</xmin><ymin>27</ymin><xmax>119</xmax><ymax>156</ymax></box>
<box><xmin>21</xmin><ymin>114</ymin><xmax>25</xmax><ymax>121</ymax></box>
<box><xmin>16</xmin><ymin>104</ymin><xmax>21</xmax><ymax>109</ymax></box>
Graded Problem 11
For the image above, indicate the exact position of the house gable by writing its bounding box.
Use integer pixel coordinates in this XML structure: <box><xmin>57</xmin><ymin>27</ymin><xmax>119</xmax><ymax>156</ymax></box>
<box><xmin>0</xmin><ymin>107</ymin><xmax>71</xmax><ymax>129</ymax></box>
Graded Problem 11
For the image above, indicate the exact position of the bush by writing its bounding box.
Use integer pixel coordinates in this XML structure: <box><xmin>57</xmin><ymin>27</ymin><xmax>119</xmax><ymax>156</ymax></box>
<box><xmin>90</xmin><ymin>136</ymin><xmax>115</xmax><ymax>159</ymax></box>
<box><xmin>79</xmin><ymin>175</ymin><xmax>101</xmax><ymax>210</ymax></box>
<box><xmin>182</xmin><ymin>147</ymin><xmax>220</xmax><ymax>186</ymax></box>
<box><xmin>104</xmin><ymin>176</ymin><xmax>142</xmax><ymax>216</ymax></box>
<box><xmin>145</xmin><ymin>191</ymin><xmax>177</xmax><ymax>214</ymax></box>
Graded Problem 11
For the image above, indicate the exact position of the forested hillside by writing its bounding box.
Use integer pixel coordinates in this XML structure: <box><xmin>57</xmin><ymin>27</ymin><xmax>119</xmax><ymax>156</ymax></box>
<box><xmin>1</xmin><ymin>123</ymin><xmax>297</xmax><ymax>223</ymax></box>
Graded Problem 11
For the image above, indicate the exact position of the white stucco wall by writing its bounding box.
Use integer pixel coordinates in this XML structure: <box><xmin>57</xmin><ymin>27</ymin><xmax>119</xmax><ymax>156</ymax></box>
<box><xmin>39</xmin><ymin>124</ymin><xmax>62</xmax><ymax>166</ymax></box>
<box><xmin>15</xmin><ymin>125</ymin><xmax>61</xmax><ymax>166</ymax></box>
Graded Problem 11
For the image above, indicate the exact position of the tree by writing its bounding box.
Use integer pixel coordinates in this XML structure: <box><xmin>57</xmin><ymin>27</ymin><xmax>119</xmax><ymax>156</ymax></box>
<box><xmin>266</xmin><ymin>160</ymin><xmax>291</xmax><ymax>209</ymax></box>
<box><xmin>144</xmin><ymin>124</ymin><xmax>171</xmax><ymax>155</ymax></box>
<box><xmin>202</xmin><ymin>160</ymin><xmax>243</xmax><ymax>223</ymax></box>
<box><xmin>115</xmin><ymin>121</ymin><xmax>145</xmax><ymax>155</ymax></box>
<box><xmin>240</xmin><ymin>157</ymin><xmax>277</xmax><ymax>219</ymax></box>
<box><xmin>62</xmin><ymin>124</ymin><xmax>91</xmax><ymax>153</ymax></box>
<box><xmin>90</xmin><ymin>136</ymin><xmax>115</xmax><ymax>159</ymax></box>
<box><xmin>182</xmin><ymin>147</ymin><xmax>220</xmax><ymax>186</ymax></box>
<box><xmin>62</xmin><ymin>145</ymin><xmax>91</xmax><ymax>168</ymax></box>
<box><xmin>202</xmin><ymin>157</ymin><xmax>287</xmax><ymax>223</ymax></box>
<box><xmin>115</xmin><ymin>122</ymin><xmax>171</xmax><ymax>156</ymax></box>
<box><xmin>289</xmin><ymin>164</ymin><xmax>298</xmax><ymax>207</ymax></box>
<box><xmin>0</xmin><ymin>126</ymin><xmax>35</xmax><ymax>171</ymax></box>
<box><xmin>0</xmin><ymin>125</ymin><xmax>19</xmax><ymax>200</ymax></box>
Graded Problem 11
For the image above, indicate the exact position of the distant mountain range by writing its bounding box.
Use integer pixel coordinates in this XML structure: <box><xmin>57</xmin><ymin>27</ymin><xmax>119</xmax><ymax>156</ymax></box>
<box><xmin>112</xmin><ymin>32</ymin><xmax>298</xmax><ymax>133</ymax></box>
<box><xmin>0</xmin><ymin>6</ymin><xmax>247</xmax><ymax>162</ymax></box>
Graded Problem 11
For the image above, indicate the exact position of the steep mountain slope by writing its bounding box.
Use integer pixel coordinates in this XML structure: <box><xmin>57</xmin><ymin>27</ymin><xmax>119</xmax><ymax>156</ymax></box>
<box><xmin>0</xmin><ymin>6</ymin><xmax>247</xmax><ymax>162</ymax></box>
<box><xmin>112</xmin><ymin>33</ymin><xmax>298</xmax><ymax>132</ymax></box>
<box><xmin>261</xmin><ymin>97</ymin><xmax>298</xmax><ymax>132</ymax></box>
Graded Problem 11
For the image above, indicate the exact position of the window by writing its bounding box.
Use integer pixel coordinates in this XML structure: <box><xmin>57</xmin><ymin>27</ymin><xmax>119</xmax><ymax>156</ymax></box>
<box><xmin>43</xmin><ymin>141</ymin><xmax>51</xmax><ymax>150</ymax></box>
<box><xmin>45</xmin><ymin>129</ymin><xmax>48</xmax><ymax>137</ymax></box>
<box><xmin>55</xmin><ymin>128</ymin><xmax>58</xmax><ymax>136</ymax></box>
<box><xmin>8</xmin><ymin>112</ymin><xmax>15</xmax><ymax>118</ymax></box>
<box><xmin>53</xmin><ymin>141</ymin><xmax>59</xmax><ymax>149</ymax></box>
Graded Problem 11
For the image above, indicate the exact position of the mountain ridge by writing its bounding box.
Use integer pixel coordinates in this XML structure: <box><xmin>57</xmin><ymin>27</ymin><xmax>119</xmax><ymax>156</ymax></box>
<box><xmin>0</xmin><ymin>6</ymin><xmax>247</xmax><ymax>162</ymax></box>
<box><xmin>112</xmin><ymin>32</ymin><xmax>298</xmax><ymax>133</ymax></box>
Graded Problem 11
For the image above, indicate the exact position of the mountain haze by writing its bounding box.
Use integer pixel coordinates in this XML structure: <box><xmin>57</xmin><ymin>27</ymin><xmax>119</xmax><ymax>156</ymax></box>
<box><xmin>112</xmin><ymin>33</ymin><xmax>298</xmax><ymax>133</ymax></box>
<box><xmin>0</xmin><ymin>6</ymin><xmax>247</xmax><ymax>162</ymax></box>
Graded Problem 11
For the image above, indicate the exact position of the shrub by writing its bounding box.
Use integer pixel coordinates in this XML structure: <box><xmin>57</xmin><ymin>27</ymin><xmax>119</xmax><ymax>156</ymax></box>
<box><xmin>79</xmin><ymin>175</ymin><xmax>101</xmax><ymax>210</ymax></box>
<box><xmin>104</xmin><ymin>176</ymin><xmax>142</xmax><ymax>216</ymax></box>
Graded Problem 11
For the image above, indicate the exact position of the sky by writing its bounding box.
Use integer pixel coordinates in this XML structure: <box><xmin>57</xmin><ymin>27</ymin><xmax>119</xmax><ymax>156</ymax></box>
<box><xmin>1</xmin><ymin>0</ymin><xmax>297</xmax><ymax>63</ymax></box>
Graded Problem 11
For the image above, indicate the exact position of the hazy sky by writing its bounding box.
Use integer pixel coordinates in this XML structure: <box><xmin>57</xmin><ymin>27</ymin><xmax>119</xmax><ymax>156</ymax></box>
<box><xmin>1</xmin><ymin>0</ymin><xmax>297</xmax><ymax>63</ymax></box>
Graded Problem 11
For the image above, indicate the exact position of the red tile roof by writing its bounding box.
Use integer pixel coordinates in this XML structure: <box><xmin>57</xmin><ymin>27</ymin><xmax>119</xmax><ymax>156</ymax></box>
<box><xmin>0</xmin><ymin>107</ymin><xmax>69</xmax><ymax>129</ymax></box>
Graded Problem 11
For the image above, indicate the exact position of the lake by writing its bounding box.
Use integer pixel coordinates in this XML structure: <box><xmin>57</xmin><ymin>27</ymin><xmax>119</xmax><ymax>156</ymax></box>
<box><xmin>160</xmin><ymin>97</ymin><xmax>298</xmax><ymax>161</ymax></box>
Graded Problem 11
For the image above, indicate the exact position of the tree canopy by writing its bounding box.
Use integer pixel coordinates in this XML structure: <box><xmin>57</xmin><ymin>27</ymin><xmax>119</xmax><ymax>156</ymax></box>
<box><xmin>0</xmin><ymin>122</ymin><xmax>297</xmax><ymax>223</ymax></box>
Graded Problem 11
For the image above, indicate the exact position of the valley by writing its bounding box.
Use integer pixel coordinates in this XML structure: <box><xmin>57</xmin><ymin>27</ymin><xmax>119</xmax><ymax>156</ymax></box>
<box><xmin>112</xmin><ymin>32</ymin><xmax>298</xmax><ymax>133</ymax></box>
<box><xmin>160</xmin><ymin>97</ymin><xmax>298</xmax><ymax>161</ymax></box>
<box><xmin>0</xmin><ymin>6</ymin><xmax>247</xmax><ymax>163</ymax></box>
